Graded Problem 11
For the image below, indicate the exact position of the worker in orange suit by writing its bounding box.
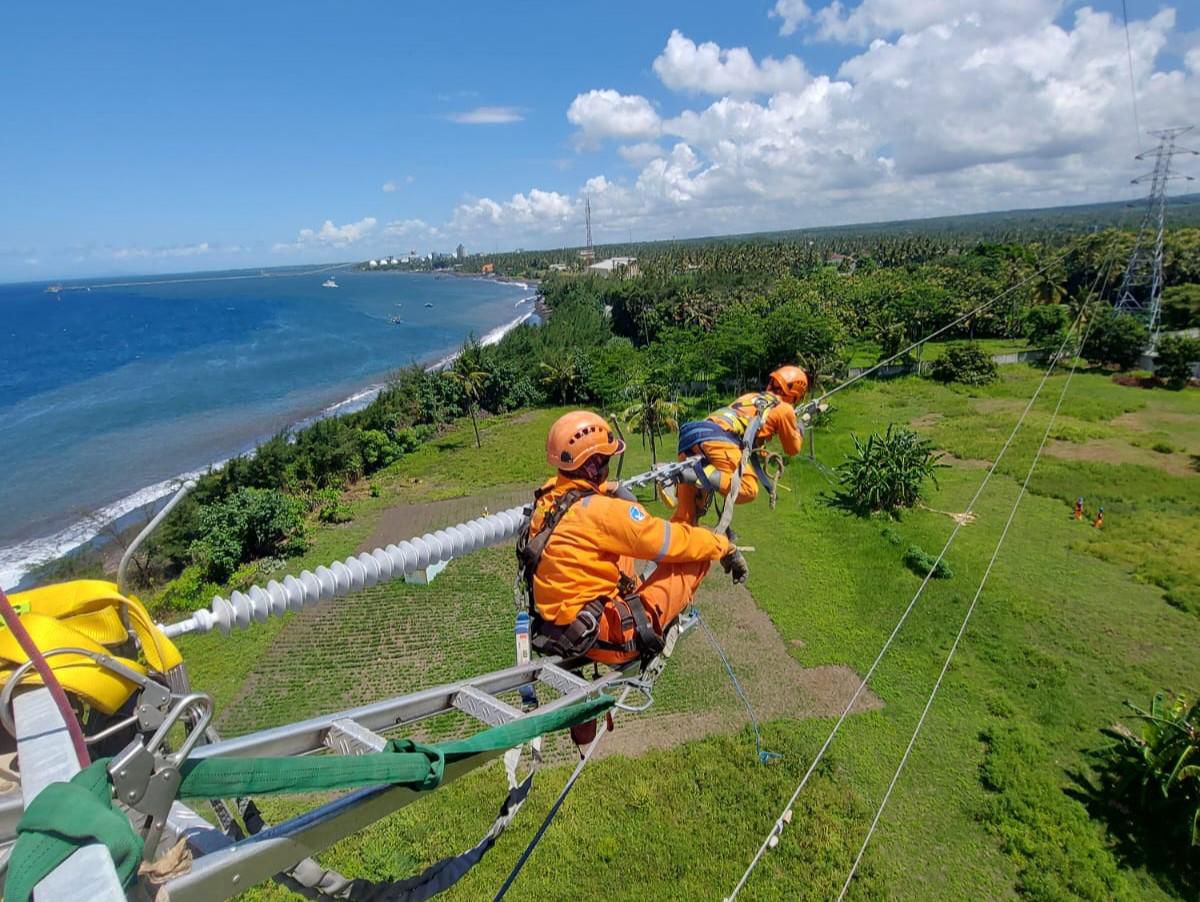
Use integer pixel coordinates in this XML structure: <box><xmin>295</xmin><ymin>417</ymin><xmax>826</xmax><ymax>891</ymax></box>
<box><xmin>672</xmin><ymin>365</ymin><xmax>810</xmax><ymax>525</ymax></box>
<box><xmin>518</xmin><ymin>410</ymin><xmax>746</xmax><ymax>666</ymax></box>
<box><xmin>1093</xmin><ymin>506</ymin><xmax>1104</xmax><ymax>529</ymax></box>
<box><xmin>1073</xmin><ymin>497</ymin><xmax>1084</xmax><ymax>520</ymax></box>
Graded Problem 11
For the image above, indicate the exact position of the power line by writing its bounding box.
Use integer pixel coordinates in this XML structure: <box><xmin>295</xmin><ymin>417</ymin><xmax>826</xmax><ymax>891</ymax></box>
<box><xmin>725</xmin><ymin>231</ymin><xmax>1126</xmax><ymax>901</ymax></box>
<box><xmin>816</xmin><ymin>246</ymin><xmax>1073</xmax><ymax>404</ymax></box>
<box><xmin>1120</xmin><ymin>0</ymin><xmax>1143</xmax><ymax>153</ymax></box>
<box><xmin>834</xmin><ymin>250</ymin><xmax>1120</xmax><ymax>899</ymax></box>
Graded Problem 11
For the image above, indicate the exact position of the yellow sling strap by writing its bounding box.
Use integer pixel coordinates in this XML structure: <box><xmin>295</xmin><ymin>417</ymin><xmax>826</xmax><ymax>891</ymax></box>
<box><xmin>0</xmin><ymin>581</ymin><xmax>183</xmax><ymax>715</ymax></box>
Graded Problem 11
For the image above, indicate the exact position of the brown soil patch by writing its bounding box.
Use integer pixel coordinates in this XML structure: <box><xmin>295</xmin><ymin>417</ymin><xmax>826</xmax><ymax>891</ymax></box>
<box><xmin>938</xmin><ymin>450</ymin><xmax>992</xmax><ymax>470</ymax></box>
<box><xmin>1112</xmin><ymin>410</ymin><xmax>1197</xmax><ymax>433</ymax></box>
<box><xmin>360</xmin><ymin>486</ymin><xmax>531</xmax><ymax>552</ymax></box>
<box><xmin>910</xmin><ymin>413</ymin><xmax>943</xmax><ymax>429</ymax></box>
<box><xmin>600</xmin><ymin>580</ymin><xmax>882</xmax><ymax>759</ymax></box>
<box><xmin>1045</xmin><ymin>438</ymin><xmax>1195</xmax><ymax>477</ymax></box>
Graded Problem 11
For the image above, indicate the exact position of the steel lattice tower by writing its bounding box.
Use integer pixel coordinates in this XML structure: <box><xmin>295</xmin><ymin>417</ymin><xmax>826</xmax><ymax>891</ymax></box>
<box><xmin>581</xmin><ymin>197</ymin><xmax>595</xmax><ymax>263</ymax></box>
<box><xmin>1115</xmin><ymin>126</ymin><xmax>1197</xmax><ymax>338</ymax></box>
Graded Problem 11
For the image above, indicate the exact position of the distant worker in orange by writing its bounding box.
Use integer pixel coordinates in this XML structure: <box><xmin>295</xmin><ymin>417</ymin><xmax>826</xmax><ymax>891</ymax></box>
<box><xmin>518</xmin><ymin>411</ymin><xmax>746</xmax><ymax>665</ymax></box>
<box><xmin>1093</xmin><ymin>506</ymin><xmax>1104</xmax><ymax>529</ymax></box>
<box><xmin>672</xmin><ymin>365</ymin><xmax>810</xmax><ymax>525</ymax></box>
<box><xmin>1073</xmin><ymin>497</ymin><xmax>1084</xmax><ymax>520</ymax></box>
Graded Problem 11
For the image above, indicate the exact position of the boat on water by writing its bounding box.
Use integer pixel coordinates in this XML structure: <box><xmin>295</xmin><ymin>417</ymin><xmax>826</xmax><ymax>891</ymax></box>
<box><xmin>44</xmin><ymin>284</ymin><xmax>62</xmax><ymax>295</ymax></box>
<box><xmin>322</xmin><ymin>277</ymin><xmax>338</xmax><ymax>288</ymax></box>
<box><xmin>390</xmin><ymin>316</ymin><xmax>404</xmax><ymax>324</ymax></box>
<box><xmin>424</xmin><ymin>302</ymin><xmax>434</xmax><ymax>308</ymax></box>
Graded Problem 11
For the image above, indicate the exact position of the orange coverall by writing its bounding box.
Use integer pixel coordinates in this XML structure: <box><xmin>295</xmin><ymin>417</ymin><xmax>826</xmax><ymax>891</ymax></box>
<box><xmin>673</xmin><ymin>392</ymin><xmax>805</xmax><ymax>525</ymax></box>
<box><xmin>530</xmin><ymin>475</ymin><xmax>731</xmax><ymax>664</ymax></box>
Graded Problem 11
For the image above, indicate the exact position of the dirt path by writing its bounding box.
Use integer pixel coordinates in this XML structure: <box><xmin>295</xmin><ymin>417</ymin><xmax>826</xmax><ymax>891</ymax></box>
<box><xmin>359</xmin><ymin>485</ymin><xmax>531</xmax><ymax>552</ymax></box>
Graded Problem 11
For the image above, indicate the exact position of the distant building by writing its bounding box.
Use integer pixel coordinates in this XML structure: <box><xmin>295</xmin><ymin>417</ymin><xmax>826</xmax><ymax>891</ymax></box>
<box><xmin>368</xmin><ymin>259</ymin><xmax>379</xmax><ymax>268</ymax></box>
<box><xmin>456</xmin><ymin>243</ymin><xmax>465</xmax><ymax>261</ymax></box>
<box><xmin>481</xmin><ymin>262</ymin><xmax>495</xmax><ymax>275</ymax></box>
<box><xmin>387</xmin><ymin>256</ymin><xmax>398</xmax><ymax>265</ymax></box>
<box><xmin>587</xmin><ymin>256</ymin><xmax>638</xmax><ymax>278</ymax></box>
<box><xmin>548</xmin><ymin>262</ymin><xmax>569</xmax><ymax>272</ymax></box>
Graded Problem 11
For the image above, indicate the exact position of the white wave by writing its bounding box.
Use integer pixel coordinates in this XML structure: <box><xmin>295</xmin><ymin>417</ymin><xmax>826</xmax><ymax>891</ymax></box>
<box><xmin>505</xmin><ymin>281</ymin><xmax>530</xmax><ymax>291</ymax></box>
<box><xmin>514</xmin><ymin>294</ymin><xmax>536</xmax><ymax>307</ymax></box>
<box><xmin>0</xmin><ymin>465</ymin><xmax>216</xmax><ymax>591</ymax></box>
<box><xmin>427</xmin><ymin>311</ymin><xmax>535</xmax><ymax>372</ymax></box>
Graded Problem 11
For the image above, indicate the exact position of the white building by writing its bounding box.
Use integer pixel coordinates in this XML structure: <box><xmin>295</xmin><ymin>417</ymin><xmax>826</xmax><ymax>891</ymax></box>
<box><xmin>368</xmin><ymin>259</ymin><xmax>379</xmax><ymax>268</ymax></box>
<box><xmin>587</xmin><ymin>256</ymin><xmax>638</xmax><ymax>277</ymax></box>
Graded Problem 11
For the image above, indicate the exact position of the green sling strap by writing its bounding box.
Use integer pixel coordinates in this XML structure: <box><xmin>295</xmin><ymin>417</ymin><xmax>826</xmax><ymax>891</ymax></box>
<box><xmin>6</xmin><ymin>695</ymin><xmax>614</xmax><ymax>902</ymax></box>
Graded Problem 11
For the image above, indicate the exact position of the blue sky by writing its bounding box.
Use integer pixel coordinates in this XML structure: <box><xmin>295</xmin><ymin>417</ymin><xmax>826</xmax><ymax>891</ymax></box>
<box><xmin>1</xmin><ymin>0</ymin><xmax>1197</xmax><ymax>280</ymax></box>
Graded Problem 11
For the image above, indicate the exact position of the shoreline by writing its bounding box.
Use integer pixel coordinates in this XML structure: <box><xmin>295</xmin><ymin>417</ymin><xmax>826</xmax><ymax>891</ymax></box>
<box><xmin>0</xmin><ymin>286</ymin><xmax>542</xmax><ymax>591</ymax></box>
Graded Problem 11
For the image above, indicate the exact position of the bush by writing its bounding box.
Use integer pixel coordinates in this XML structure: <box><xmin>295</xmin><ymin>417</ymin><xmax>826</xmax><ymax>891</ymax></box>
<box><xmin>902</xmin><ymin>545</ymin><xmax>952</xmax><ymax>579</ymax></box>
<box><xmin>313</xmin><ymin>487</ymin><xmax>353</xmax><ymax>524</ymax></box>
<box><xmin>1161</xmin><ymin>284</ymin><xmax>1200</xmax><ymax>330</ymax></box>
<box><xmin>834</xmin><ymin>425</ymin><xmax>945</xmax><ymax>517</ymax></box>
<box><xmin>1154</xmin><ymin>335</ymin><xmax>1200</xmax><ymax>390</ymax></box>
<box><xmin>189</xmin><ymin>488</ymin><xmax>307</xmax><ymax>583</ymax></box>
<box><xmin>1152</xmin><ymin>442</ymin><xmax>1175</xmax><ymax>454</ymax></box>
<box><xmin>149</xmin><ymin>564</ymin><xmax>220</xmax><ymax>616</ymax></box>
<box><xmin>1082</xmin><ymin>307</ymin><xmax>1149</xmax><ymax>370</ymax></box>
<box><xmin>928</xmin><ymin>342</ymin><xmax>999</xmax><ymax>385</ymax></box>
<box><xmin>1024</xmin><ymin>304</ymin><xmax>1071</xmax><ymax>348</ymax></box>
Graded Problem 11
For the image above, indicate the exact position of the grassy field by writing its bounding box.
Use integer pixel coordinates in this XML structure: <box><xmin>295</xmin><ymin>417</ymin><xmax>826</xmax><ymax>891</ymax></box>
<box><xmin>174</xmin><ymin>366</ymin><xmax>1200</xmax><ymax>901</ymax></box>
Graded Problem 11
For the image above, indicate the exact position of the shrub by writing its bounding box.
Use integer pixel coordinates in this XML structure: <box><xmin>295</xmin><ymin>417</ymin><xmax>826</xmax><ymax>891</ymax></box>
<box><xmin>369</xmin><ymin>481</ymin><xmax>381</xmax><ymax>498</ymax></box>
<box><xmin>928</xmin><ymin>342</ymin><xmax>999</xmax><ymax>385</ymax></box>
<box><xmin>149</xmin><ymin>564</ymin><xmax>220</xmax><ymax>616</ymax></box>
<box><xmin>902</xmin><ymin>545</ymin><xmax>952</xmax><ymax>579</ymax></box>
<box><xmin>313</xmin><ymin>487</ymin><xmax>353</xmax><ymax>524</ymax></box>
<box><xmin>1153</xmin><ymin>442</ymin><xmax>1175</xmax><ymax>455</ymax></box>
<box><xmin>834</xmin><ymin>425</ymin><xmax>945</xmax><ymax>517</ymax></box>
<box><xmin>1024</xmin><ymin>304</ymin><xmax>1071</xmax><ymax>349</ymax></box>
<box><xmin>1082</xmin><ymin>307</ymin><xmax>1149</xmax><ymax>370</ymax></box>
<box><xmin>1154</xmin><ymin>335</ymin><xmax>1200</xmax><ymax>390</ymax></box>
<box><xmin>189</xmin><ymin>488</ymin><xmax>307</xmax><ymax>583</ymax></box>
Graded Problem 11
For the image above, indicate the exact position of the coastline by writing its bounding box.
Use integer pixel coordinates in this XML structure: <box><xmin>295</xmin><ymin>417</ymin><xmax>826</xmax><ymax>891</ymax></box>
<box><xmin>0</xmin><ymin>287</ymin><xmax>543</xmax><ymax>591</ymax></box>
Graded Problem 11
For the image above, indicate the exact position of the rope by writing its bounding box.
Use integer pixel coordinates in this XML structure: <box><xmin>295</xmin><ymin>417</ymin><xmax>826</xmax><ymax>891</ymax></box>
<box><xmin>725</xmin><ymin>238</ymin><xmax>1124</xmax><ymax>898</ymax></box>
<box><xmin>814</xmin><ymin>246</ymin><xmax>1074</xmax><ymax>404</ymax></box>
<box><xmin>835</xmin><ymin>283</ymin><xmax>1109</xmax><ymax>900</ymax></box>
<box><xmin>0</xmin><ymin>587</ymin><xmax>89</xmax><ymax>768</ymax></box>
<box><xmin>696</xmin><ymin>612</ymin><xmax>781</xmax><ymax>765</ymax></box>
<box><xmin>492</xmin><ymin>683</ymin><xmax>632</xmax><ymax>901</ymax></box>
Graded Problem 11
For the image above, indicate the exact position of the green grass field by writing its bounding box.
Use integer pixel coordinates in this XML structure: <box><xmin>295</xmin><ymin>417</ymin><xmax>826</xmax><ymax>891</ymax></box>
<box><xmin>174</xmin><ymin>367</ymin><xmax>1200</xmax><ymax>901</ymax></box>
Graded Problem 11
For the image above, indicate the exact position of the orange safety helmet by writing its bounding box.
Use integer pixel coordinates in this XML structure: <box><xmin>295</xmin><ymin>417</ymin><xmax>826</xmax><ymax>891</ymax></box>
<box><xmin>768</xmin><ymin>365</ymin><xmax>809</xmax><ymax>403</ymax></box>
<box><xmin>546</xmin><ymin>410</ymin><xmax>625</xmax><ymax>470</ymax></box>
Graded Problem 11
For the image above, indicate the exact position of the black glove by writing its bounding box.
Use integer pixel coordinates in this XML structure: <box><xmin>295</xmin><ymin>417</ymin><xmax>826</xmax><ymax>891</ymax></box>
<box><xmin>721</xmin><ymin>546</ymin><xmax>749</xmax><ymax>585</ymax></box>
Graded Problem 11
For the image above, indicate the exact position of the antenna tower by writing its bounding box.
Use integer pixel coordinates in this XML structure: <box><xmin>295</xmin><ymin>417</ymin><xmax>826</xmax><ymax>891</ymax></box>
<box><xmin>1115</xmin><ymin>126</ymin><xmax>1197</xmax><ymax>338</ymax></box>
<box><xmin>580</xmin><ymin>197</ymin><xmax>595</xmax><ymax>263</ymax></box>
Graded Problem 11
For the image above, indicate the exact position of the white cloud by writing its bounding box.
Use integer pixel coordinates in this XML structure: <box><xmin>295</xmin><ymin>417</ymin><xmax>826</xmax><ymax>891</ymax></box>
<box><xmin>384</xmin><ymin>218</ymin><xmax>441</xmax><ymax>241</ymax></box>
<box><xmin>567</xmin><ymin>89</ymin><xmax>661</xmax><ymax>144</ymax></box>
<box><xmin>277</xmin><ymin>217</ymin><xmax>377</xmax><ymax>251</ymax></box>
<box><xmin>770</xmin><ymin>0</ymin><xmax>812</xmax><ymax>37</ymax></box>
<box><xmin>443</xmin><ymin>3</ymin><xmax>1198</xmax><ymax>250</ymax></box>
<box><xmin>111</xmin><ymin>242</ymin><xmax>214</xmax><ymax>260</ymax></box>
<box><xmin>812</xmin><ymin>0</ymin><xmax>1065</xmax><ymax>44</ymax></box>
<box><xmin>653</xmin><ymin>30</ymin><xmax>809</xmax><ymax>96</ymax></box>
<box><xmin>619</xmin><ymin>141</ymin><xmax>666</xmax><ymax>164</ymax></box>
<box><xmin>382</xmin><ymin>180</ymin><xmax>398</xmax><ymax>192</ymax></box>
<box><xmin>446</xmin><ymin>106</ymin><xmax>525</xmax><ymax>124</ymax></box>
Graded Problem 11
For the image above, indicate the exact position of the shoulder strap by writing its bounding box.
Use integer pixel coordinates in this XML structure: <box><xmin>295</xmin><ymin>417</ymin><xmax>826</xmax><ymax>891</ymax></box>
<box><xmin>516</xmin><ymin>488</ymin><xmax>594</xmax><ymax>616</ymax></box>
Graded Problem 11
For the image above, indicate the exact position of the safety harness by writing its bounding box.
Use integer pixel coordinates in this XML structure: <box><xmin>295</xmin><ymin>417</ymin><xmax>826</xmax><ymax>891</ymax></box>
<box><xmin>516</xmin><ymin>487</ymin><xmax>664</xmax><ymax>662</ymax></box>
<box><xmin>676</xmin><ymin>392</ymin><xmax>781</xmax><ymax>499</ymax></box>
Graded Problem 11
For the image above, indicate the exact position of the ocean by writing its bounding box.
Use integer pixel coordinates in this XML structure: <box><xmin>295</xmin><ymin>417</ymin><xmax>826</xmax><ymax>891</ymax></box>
<box><xmin>0</xmin><ymin>265</ymin><xmax>536</xmax><ymax>588</ymax></box>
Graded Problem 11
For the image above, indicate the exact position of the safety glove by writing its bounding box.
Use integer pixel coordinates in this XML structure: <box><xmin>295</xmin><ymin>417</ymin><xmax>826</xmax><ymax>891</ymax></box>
<box><xmin>721</xmin><ymin>546</ymin><xmax>750</xmax><ymax>585</ymax></box>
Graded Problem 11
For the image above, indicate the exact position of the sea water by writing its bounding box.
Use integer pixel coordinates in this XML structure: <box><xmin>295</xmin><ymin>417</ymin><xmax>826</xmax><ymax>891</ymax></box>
<box><xmin>0</xmin><ymin>266</ymin><xmax>536</xmax><ymax>588</ymax></box>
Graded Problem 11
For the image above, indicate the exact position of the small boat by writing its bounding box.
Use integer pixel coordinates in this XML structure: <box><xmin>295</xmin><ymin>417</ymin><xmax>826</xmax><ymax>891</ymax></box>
<box><xmin>390</xmin><ymin>316</ymin><xmax>404</xmax><ymax>324</ymax></box>
<box><xmin>45</xmin><ymin>284</ymin><xmax>62</xmax><ymax>295</ymax></box>
<box><xmin>424</xmin><ymin>302</ymin><xmax>434</xmax><ymax>308</ymax></box>
<box><xmin>322</xmin><ymin>277</ymin><xmax>338</xmax><ymax>288</ymax></box>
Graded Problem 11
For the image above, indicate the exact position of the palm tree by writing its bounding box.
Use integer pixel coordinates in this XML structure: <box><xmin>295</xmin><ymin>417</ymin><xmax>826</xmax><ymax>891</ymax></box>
<box><xmin>538</xmin><ymin>351</ymin><xmax>584</xmax><ymax>403</ymax></box>
<box><xmin>447</xmin><ymin>339</ymin><xmax>490</xmax><ymax>448</ymax></box>
<box><xmin>620</xmin><ymin>381</ymin><xmax>680</xmax><ymax>465</ymax></box>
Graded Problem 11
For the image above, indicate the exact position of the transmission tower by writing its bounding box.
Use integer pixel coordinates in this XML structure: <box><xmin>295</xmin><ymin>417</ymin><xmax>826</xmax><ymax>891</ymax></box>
<box><xmin>1115</xmin><ymin>126</ymin><xmax>1197</xmax><ymax>338</ymax></box>
<box><xmin>580</xmin><ymin>197</ymin><xmax>595</xmax><ymax>263</ymax></box>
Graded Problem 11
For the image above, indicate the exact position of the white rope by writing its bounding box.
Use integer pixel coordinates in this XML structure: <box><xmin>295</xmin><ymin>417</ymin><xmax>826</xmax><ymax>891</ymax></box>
<box><xmin>834</xmin><ymin>259</ymin><xmax>1117</xmax><ymax>899</ymax></box>
<box><xmin>726</xmin><ymin>233</ymin><xmax>1126</xmax><ymax>900</ymax></box>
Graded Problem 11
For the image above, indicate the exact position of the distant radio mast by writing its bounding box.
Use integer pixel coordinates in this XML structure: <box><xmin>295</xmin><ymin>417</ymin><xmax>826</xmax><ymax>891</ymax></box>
<box><xmin>580</xmin><ymin>197</ymin><xmax>595</xmax><ymax>264</ymax></box>
<box><xmin>1115</xmin><ymin>126</ymin><xmax>1197</xmax><ymax>339</ymax></box>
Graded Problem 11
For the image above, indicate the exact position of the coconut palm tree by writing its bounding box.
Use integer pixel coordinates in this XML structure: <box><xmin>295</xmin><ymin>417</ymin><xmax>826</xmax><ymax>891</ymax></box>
<box><xmin>447</xmin><ymin>338</ymin><xmax>490</xmax><ymax>448</ymax></box>
<box><xmin>620</xmin><ymin>381</ymin><xmax>680</xmax><ymax>466</ymax></box>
